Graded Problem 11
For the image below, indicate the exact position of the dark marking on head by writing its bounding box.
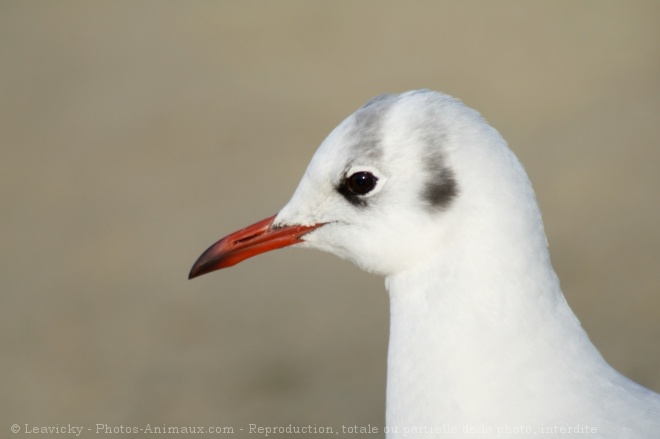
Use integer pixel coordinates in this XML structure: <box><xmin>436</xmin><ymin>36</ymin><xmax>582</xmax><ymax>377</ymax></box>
<box><xmin>334</xmin><ymin>94</ymin><xmax>399</xmax><ymax>206</ymax></box>
<box><xmin>417</xmin><ymin>104</ymin><xmax>459</xmax><ymax>211</ymax></box>
<box><xmin>348</xmin><ymin>94</ymin><xmax>399</xmax><ymax>159</ymax></box>
<box><xmin>424</xmin><ymin>167</ymin><xmax>458</xmax><ymax>209</ymax></box>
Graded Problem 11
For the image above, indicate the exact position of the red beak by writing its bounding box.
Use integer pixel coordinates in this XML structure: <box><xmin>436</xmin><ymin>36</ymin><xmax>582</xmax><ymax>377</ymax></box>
<box><xmin>189</xmin><ymin>214</ymin><xmax>322</xmax><ymax>279</ymax></box>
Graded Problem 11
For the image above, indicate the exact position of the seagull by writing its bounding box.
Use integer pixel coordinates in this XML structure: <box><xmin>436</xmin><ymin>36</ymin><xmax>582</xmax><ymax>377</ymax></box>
<box><xmin>189</xmin><ymin>90</ymin><xmax>660</xmax><ymax>437</ymax></box>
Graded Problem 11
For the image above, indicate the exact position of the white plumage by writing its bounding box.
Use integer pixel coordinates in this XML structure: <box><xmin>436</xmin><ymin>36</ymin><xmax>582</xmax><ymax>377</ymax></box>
<box><xmin>190</xmin><ymin>90</ymin><xmax>660</xmax><ymax>437</ymax></box>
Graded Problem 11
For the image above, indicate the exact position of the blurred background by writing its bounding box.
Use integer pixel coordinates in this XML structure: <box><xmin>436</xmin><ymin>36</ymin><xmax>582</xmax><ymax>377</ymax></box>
<box><xmin>1</xmin><ymin>1</ymin><xmax>659</xmax><ymax>436</ymax></box>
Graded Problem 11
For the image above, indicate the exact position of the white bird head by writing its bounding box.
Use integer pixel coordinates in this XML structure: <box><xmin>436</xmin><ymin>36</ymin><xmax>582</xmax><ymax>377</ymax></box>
<box><xmin>189</xmin><ymin>90</ymin><xmax>545</xmax><ymax>279</ymax></box>
<box><xmin>189</xmin><ymin>90</ymin><xmax>660</xmax><ymax>436</ymax></box>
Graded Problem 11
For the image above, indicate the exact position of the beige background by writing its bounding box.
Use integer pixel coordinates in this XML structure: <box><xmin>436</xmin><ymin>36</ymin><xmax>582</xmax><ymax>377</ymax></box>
<box><xmin>2</xmin><ymin>1</ymin><xmax>659</xmax><ymax>436</ymax></box>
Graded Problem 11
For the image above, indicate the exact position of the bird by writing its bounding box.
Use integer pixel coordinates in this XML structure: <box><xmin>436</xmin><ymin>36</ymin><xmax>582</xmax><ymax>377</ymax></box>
<box><xmin>189</xmin><ymin>90</ymin><xmax>660</xmax><ymax>437</ymax></box>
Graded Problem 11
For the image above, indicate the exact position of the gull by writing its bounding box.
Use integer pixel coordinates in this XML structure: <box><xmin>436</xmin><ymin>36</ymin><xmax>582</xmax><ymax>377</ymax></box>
<box><xmin>189</xmin><ymin>90</ymin><xmax>660</xmax><ymax>437</ymax></box>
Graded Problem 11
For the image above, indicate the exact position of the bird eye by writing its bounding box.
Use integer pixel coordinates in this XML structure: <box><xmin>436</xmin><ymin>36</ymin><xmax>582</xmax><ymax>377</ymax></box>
<box><xmin>346</xmin><ymin>171</ymin><xmax>378</xmax><ymax>195</ymax></box>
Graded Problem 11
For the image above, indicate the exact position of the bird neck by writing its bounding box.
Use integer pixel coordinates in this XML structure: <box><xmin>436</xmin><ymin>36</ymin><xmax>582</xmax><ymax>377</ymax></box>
<box><xmin>383</xmin><ymin>225</ymin><xmax>608</xmax><ymax>434</ymax></box>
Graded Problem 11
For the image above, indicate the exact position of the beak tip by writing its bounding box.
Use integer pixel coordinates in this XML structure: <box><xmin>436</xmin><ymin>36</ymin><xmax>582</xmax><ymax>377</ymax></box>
<box><xmin>188</xmin><ymin>259</ymin><xmax>212</xmax><ymax>280</ymax></box>
<box><xmin>188</xmin><ymin>265</ymin><xmax>199</xmax><ymax>280</ymax></box>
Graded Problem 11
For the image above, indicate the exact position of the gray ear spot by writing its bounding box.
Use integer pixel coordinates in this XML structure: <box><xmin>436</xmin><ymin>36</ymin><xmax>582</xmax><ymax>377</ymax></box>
<box><xmin>423</xmin><ymin>167</ymin><xmax>458</xmax><ymax>210</ymax></box>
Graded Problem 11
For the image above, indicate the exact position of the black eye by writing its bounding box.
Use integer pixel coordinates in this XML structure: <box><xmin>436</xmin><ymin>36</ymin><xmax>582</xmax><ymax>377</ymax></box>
<box><xmin>346</xmin><ymin>171</ymin><xmax>378</xmax><ymax>195</ymax></box>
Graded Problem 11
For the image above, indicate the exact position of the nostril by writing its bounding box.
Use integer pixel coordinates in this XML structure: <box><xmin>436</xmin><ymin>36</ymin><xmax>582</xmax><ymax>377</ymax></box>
<box><xmin>235</xmin><ymin>233</ymin><xmax>260</xmax><ymax>245</ymax></box>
